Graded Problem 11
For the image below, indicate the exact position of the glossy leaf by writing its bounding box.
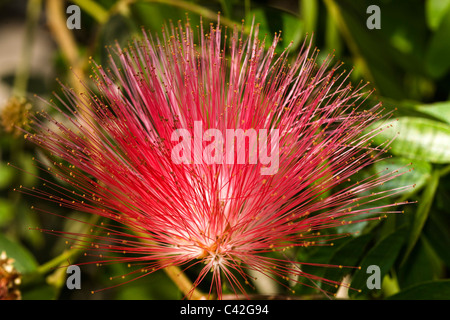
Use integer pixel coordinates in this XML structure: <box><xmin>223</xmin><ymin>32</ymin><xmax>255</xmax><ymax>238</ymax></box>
<box><xmin>0</xmin><ymin>233</ymin><xmax>38</xmax><ymax>274</ymax></box>
<box><xmin>371</xmin><ymin>117</ymin><xmax>450</xmax><ymax>163</ymax></box>
<box><xmin>370</xmin><ymin>157</ymin><xmax>432</xmax><ymax>195</ymax></box>
<box><xmin>416</xmin><ymin>101</ymin><xmax>450</xmax><ymax>125</ymax></box>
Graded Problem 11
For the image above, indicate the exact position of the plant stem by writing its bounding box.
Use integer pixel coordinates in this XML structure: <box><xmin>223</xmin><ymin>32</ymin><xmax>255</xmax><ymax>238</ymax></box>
<box><xmin>13</xmin><ymin>0</ymin><xmax>42</xmax><ymax>97</ymax></box>
<box><xmin>46</xmin><ymin>0</ymin><xmax>86</xmax><ymax>96</ymax></box>
<box><xmin>439</xmin><ymin>164</ymin><xmax>450</xmax><ymax>177</ymax></box>
<box><xmin>133</xmin><ymin>230</ymin><xmax>207</xmax><ymax>299</ymax></box>
<box><xmin>163</xmin><ymin>266</ymin><xmax>208</xmax><ymax>300</ymax></box>
<box><xmin>71</xmin><ymin>0</ymin><xmax>109</xmax><ymax>23</ymax></box>
<box><xmin>30</xmin><ymin>215</ymin><xmax>101</xmax><ymax>278</ymax></box>
<box><xmin>323</xmin><ymin>0</ymin><xmax>375</xmax><ymax>84</ymax></box>
<box><xmin>122</xmin><ymin>0</ymin><xmax>243</xmax><ymax>30</ymax></box>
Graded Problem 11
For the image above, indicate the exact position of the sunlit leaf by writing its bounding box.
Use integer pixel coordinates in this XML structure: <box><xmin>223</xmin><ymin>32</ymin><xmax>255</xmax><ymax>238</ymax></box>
<box><xmin>371</xmin><ymin>157</ymin><xmax>432</xmax><ymax>195</ymax></box>
<box><xmin>416</xmin><ymin>101</ymin><xmax>450</xmax><ymax>125</ymax></box>
<box><xmin>425</xmin><ymin>0</ymin><xmax>450</xmax><ymax>30</ymax></box>
<box><xmin>299</xmin><ymin>0</ymin><xmax>318</xmax><ymax>34</ymax></box>
<box><xmin>372</xmin><ymin>117</ymin><xmax>450</xmax><ymax>163</ymax></box>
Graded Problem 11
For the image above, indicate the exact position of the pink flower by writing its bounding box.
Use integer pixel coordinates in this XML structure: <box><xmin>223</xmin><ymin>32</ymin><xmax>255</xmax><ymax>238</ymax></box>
<box><xmin>25</xmin><ymin>17</ymin><xmax>408</xmax><ymax>299</ymax></box>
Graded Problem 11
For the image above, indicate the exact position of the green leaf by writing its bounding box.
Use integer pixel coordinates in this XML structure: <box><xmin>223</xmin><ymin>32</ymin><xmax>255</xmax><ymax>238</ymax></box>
<box><xmin>0</xmin><ymin>198</ymin><xmax>14</xmax><ymax>226</ymax></box>
<box><xmin>326</xmin><ymin>0</ymin><xmax>428</xmax><ymax>100</ymax></box>
<box><xmin>425</xmin><ymin>7</ymin><xmax>450</xmax><ymax>78</ymax></box>
<box><xmin>130</xmin><ymin>1</ymin><xmax>185</xmax><ymax>33</ymax></box>
<box><xmin>425</xmin><ymin>0</ymin><xmax>450</xmax><ymax>31</ymax></box>
<box><xmin>321</xmin><ymin>233</ymin><xmax>373</xmax><ymax>294</ymax></box>
<box><xmin>387</xmin><ymin>280</ymin><xmax>450</xmax><ymax>300</ymax></box>
<box><xmin>402</xmin><ymin>170</ymin><xmax>440</xmax><ymax>265</ymax></box>
<box><xmin>325</xmin><ymin>10</ymin><xmax>342</xmax><ymax>56</ymax></box>
<box><xmin>113</xmin><ymin>269</ymin><xmax>181</xmax><ymax>300</ymax></box>
<box><xmin>281</xmin><ymin>13</ymin><xmax>304</xmax><ymax>51</ymax></box>
<box><xmin>72</xmin><ymin>0</ymin><xmax>109</xmax><ymax>24</ymax></box>
<box><xmin>219</xmin><ymin>0</ymin><xmax>234</xmax><ymax>19</ymax></box>
<box><xmin>245</xmin><ymin>8</ymin><xmax>271</xmax><ymax>43</ymax></box>
<box><xmin>349</xmin><ymin>227</ymin><xmax>407</xmax><ymax>297</ymax></box>
<box><xmin>425</xmin><ymin>210</ymin><xmax>450</xmax><ymax>267</ymax></box>
<box><xmin>244</xmin><ymin>7</ymin><xmax>303</xmax><ymax>52</ymax></box>
<box><xmin>398</xmin><ymin>236</ymin><xmax>443</xmax><ymax>289</ymax></box>
<box><xmin>415</xmin><ymin>101</ymin><xmax>450</xmax><ymax>125</ymax></box>
<box><xmin>371</xmin><ymin>157</ymin><xmax>432</xmax><ymax>195</ymax></box>
<box><xmin>372</xmin><ymin>117</ymin><xmax>450</xmax><ymax>163</ymax></box>
<box><xmin>299</xmin><ymin>0</ymin><xmax>318</xmax><ymax>34</ymax></box>
<box><xmin>18</xmin><ymin>153</ymin><xmax>38</xmax><ymax>187</ymax></box>
<box><xmin>0</xmin><ymin>233</ymin><xmax>38</xmax><ymax>274</ymax></box>
<box><xmin>0</xmin><ymin>162</ymin><xmax>15</xmax><ymax>189</ymax></box>
<box><xmin>21</xmin><ymin>283</ymin><xmax>59</xmax><ymax>300</ymax></box>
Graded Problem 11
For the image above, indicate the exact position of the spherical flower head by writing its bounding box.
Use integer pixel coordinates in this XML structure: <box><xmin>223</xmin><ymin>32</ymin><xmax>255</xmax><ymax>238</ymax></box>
<box><xmin>24</xmin><ymin>17</ymin><xmax>409</xmax><ymax>299</ymax></box>
<box><xmin>0</xmin><ymin>251</ymin><xmax>22</xmax><ymax>300</ymax></box>
<box><xmin>1</xmin><ymin>96</ymin><xmax>32</xmax><ymax>138</ymax></box>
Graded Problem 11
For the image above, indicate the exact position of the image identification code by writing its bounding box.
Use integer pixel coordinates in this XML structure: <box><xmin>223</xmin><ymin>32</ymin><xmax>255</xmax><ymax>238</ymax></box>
<box><xmin>180</xmin><ymin>304</ymin><xmax>269</xmax><ymax>317</ymax></box>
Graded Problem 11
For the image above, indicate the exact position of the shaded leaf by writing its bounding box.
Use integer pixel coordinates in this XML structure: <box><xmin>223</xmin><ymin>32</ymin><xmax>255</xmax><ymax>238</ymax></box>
<box><xmin>18</xmin><ymin>153</ymin><xmax>38</xmax><ymax>187</ymax></box>
<box><xmin>280</xmin><ymin>12</ymin><xmax>304</xmax><ymax>51</ymax></box>
<box><xmin>387</xmin><ymin>280</ymin><xmax>450</xmax><ymax>300</ymax></box>
<box><xmin>21</xmin><ymin>283</ymin><xmax>59</xmax><ymax>300</ymax></box>
<box><xmin>327</xmin><ymin>0</ymin><xmax>427</xmax><ymax>99</ymax></box>
<box><xmin>114</xmin><ymin>269</ymin><xmax>182</xmax><ymax>300</ymax></box>
<box><xmin>349</xmin><ymin>227</ymin><xmax>407</xmax><ymax>297</ymax></box>
<box><xmin>425</xmin><ymin>210</ymin><xmax>450</xmax><ymax>267</ymax></box>
<box><xmin>0</xmin><ymin>198</ymin><xmax>14</xmax><ymax>226</ymax></box>
<box><xmin>0</xmin><ymin>162</ymin><xmax>15</xmax><ymax>189</ymax></box>
<box><xmin>245</xmin><ymin>7</ymin><xmax>303</xmax><ymax>51</ymax></box>
<box><xmin>402</xmin><ymin>170</ymin><xmax>440</xmax><ymax>265</ymax></box>
<box><xmin>398</xmin><ymin>236</ymin><xmax>443</xmax><ymax>289</ymax></box>
<box><xmin>425</xmin><ymin>7</ymin><xmax>450</xmax><ymax>78</ymax></box>
<box><xmin>322</xmin><ymin>233</ymin><xmax>373</xmax><ymax>294</ymax></box>
<box><xmin>0</xmin><ymin>233</ymin><xmax>38</xmax><ymax>274</ymax></box>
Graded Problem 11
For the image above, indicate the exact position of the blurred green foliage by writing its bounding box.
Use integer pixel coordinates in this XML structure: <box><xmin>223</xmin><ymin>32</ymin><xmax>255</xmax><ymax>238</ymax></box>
<box><xmin>0</xmin><ymin>0</ymin><xmax>450</xmax><ymax>300</ymax></box>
